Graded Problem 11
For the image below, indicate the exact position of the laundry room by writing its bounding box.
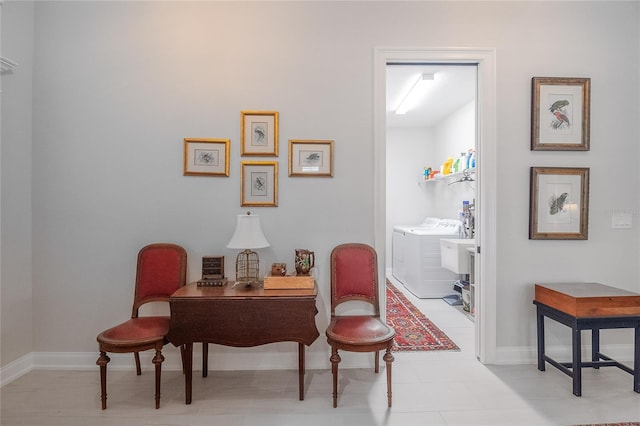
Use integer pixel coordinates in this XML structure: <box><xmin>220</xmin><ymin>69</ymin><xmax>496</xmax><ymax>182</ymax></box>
<box><xmin>386</xmin><ymin>64</ymin><xmax>477</xmax><ymax>319</ymax></box>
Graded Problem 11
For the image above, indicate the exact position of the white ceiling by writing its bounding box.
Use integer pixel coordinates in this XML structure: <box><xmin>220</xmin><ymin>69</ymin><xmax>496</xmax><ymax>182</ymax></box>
<box><xmin>386</xmin><ymin>64</ymin><xmax>477</xmax><ymax>128</ymax></box>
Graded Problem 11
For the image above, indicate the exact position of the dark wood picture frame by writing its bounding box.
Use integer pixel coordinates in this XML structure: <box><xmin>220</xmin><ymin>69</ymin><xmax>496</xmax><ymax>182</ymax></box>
<box><xmin>531</xmin><ymin>77</ymin><xmax>590</xmax><ymax>151</ymax></box>
<box><xmin>529</xmin><ymin>167</ymin><xmax>590</xmax><ymax>240</ymax></box>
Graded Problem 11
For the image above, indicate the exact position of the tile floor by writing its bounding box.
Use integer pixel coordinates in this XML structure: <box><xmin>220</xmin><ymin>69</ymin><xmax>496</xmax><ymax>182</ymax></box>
<box><xmin>1</xmin><ymin>277</ymin><xmax>639</xmax><ymax>426</ymax></box>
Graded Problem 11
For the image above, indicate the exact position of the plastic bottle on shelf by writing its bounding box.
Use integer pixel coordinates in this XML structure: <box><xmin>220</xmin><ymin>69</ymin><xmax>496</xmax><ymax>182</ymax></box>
<box><xmin>469</xmin><ymin>150</ymin><xmax>476</xmax><ymax>168</ymax></box>
<box><xmin>442</xmin><ymin>157</ymin><xmax>454</xmax><ymax>175</ymax></box>
<box><xmin>452</xmin><ymin>157</ymin><xmax>460</xmax><ymax>174</ymax></box>
<box><xmin>457</xmin><ymin>152</ymin><xmax>466</xmax><ymax>172</ymax></box>
<box><xmin>423</xmin><ymin>167</ymin><xmax>431</xmax><ymax>181</ymax></box>
<box><xmin>465</xmin><ymin>149</ymin><xmax>473</xmax><ymax>169</ymax></box>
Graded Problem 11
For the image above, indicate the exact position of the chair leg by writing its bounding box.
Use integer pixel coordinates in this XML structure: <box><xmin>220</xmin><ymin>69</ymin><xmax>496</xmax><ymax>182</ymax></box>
<box><xmin>374</xmin><ymin>350</ymin><xmax>380</xmax><ymax>373</ymax></box>
<box><xmin>96</xmin><ymin>351</ymin><xmax>110</xmax><ymax>410</ymax></box>
<box><xmin>134</xmin><ymin>352</ymin><xmax>142</xmax><ymax>376</ymax></box>
<box><xmin>152</xmin><ymin>348</ymin><xmax>165</xmax><ymax>409</ymax></box>
<box><xmin>383</xmin><ymin>346</ymin><xmax>395</xmax><ymax>408</ymax></box>
<box><xmin>329</xmin><ymin>345</ymin><xmax>341</xmax><ymax>408</ymax></box>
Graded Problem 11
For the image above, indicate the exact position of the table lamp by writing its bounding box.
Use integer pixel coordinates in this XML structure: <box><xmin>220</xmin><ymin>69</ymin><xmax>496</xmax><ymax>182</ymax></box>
<box><xmin>226</xmin><ymin>212</ymin><xmax>270</xmax><ymax>286</ymax></box>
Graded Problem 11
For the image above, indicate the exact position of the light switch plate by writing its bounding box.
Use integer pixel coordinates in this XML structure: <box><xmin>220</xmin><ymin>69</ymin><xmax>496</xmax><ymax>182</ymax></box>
<box><xmin>611</xmin><ymin>212</ymin><xmax>632</xmax><ymax>229</ymax></box>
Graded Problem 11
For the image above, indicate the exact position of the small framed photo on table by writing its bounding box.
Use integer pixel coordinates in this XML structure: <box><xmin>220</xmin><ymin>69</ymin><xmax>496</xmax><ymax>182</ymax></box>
<box><xmin>531</xmin><ymin>77</ymin><xmax>591</xmax><ymax>151</ymax></box>
<box><xmin>529</xmin><ymin>167</ymin><xmax>590</xmax><ymax>240</ymax></box>
<box><xmin>241</xmin><ymin>161</ymin><xmax>278</xmax><ymax>207</ymax></box>
<box><xmin>288</xmin><ymin>140</ymin><xmax>334</xmax><ymax>177</ymax></box>
<box><xmin>241</xmin><ymin>111</ymin><xmax>278</xmax><ymax>156</ymax></box>
<box><xmin>183</xmin><ymin>138</ymin><xmax>230</xmax><ymax>176</ymax></box>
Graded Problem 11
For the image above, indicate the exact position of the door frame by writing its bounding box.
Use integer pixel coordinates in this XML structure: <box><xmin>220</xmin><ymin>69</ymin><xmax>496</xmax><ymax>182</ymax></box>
<box><xmin>373</xmin><ymin>47</ymin><xmax>497</xmax><ymax>363</ymax></box>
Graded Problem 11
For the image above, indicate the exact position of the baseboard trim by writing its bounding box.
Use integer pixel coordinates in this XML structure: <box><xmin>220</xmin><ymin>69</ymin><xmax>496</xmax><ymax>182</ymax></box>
<box><xmin>0</xmin><ymin>352</ymin><xmax>33</xmax><ymax>387</ymax></box>
<box><xmin>3</xmin><ymin>343</ymin><xmax>633</xmax><ymax>388</ymax></box>
<box><xmin>1</xmin><ymin>347</ymin><xmax>341</xmax><ymax>387</ymax></box>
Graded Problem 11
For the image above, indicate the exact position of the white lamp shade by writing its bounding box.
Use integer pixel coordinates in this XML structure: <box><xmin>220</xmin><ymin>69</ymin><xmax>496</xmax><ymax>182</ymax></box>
<box><xmin>226</xmin><ymin>214</ymin><xmax>270</xmax><ymax>249</ymax></box>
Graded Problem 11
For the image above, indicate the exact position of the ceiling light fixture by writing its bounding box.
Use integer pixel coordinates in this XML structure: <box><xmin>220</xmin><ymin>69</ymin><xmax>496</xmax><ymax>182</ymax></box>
<box><xmin>395</xmin><ymin>73</ymin><xmax>435</xmax><ymax>115</ymax></box>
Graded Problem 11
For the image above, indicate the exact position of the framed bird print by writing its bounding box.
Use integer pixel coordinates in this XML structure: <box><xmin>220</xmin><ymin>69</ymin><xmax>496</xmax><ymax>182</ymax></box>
<box><xmin>529</xmin><ymin>167</ymin><xmax>590</xmax><ymax>240</ymax></box>
<box><xmin>531</xmin><ymin>77</ymin><xmax>590</xmax><ymax>151</ymax></box>
<box><xmin>241</xmin><ymin>111</ymin><xmax>278</xmax><ymax>156</ymax></box>
<box><xmin>240</xmin><ymin>161</ymin><xmax>278</xmax><ymax>207</ymax></box>
<box><xmin>288</xmin><ymin>139</ymin><xmax>334</xmax><ymax>177</ymax></box>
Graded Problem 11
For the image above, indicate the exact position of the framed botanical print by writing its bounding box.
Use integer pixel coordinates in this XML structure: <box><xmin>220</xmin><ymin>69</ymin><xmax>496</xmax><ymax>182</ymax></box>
<box><xmin>183</xmin><ymin>138</ymin><xmax>230</xmax><ymax>176</ymax></box>
<box><xmin>529</xmin><ymin>167</ymin><xmax>590</xmax><ymax>240</ymax></box>
<box><xmin>288</xmin><ymin>139</ymin><xmax>334</xmax><ymax>177</ymax></box>
<box><xmin>531</xmin><ymin>77</ymin><xmax>591</xmax><ymax>151</ymax></box>
<box><xmin>241</xmin><ymin>111</ymin><xmax>278</xmax><ymax>156</ymax></box>
<box><xmin>240</xmin><ymin>161</ymin><xmax>278</xmax><ymax>207</ymax></box>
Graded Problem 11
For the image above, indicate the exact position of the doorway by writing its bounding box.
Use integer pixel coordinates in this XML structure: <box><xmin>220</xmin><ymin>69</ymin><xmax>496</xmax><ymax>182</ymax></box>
<box><xmin>373</xmin><ymin>48</ymin><xmax>497</xmax><ymax>363</ymax></box>
<box><xmin>386</xmin><ymin>62</ymin><xmax>477</xmax><ymax>348</ymax></box>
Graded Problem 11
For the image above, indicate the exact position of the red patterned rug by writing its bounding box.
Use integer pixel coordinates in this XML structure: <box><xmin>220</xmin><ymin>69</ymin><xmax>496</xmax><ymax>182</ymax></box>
<box><xmin>574</xmin><ymin>424</ymin><xmax>640</xmax><ymax>426</ymax></box>
<box><xmin>386</xmin><ymin>280</ymin><xmax>460</xmax><ymax>352</ymax></box>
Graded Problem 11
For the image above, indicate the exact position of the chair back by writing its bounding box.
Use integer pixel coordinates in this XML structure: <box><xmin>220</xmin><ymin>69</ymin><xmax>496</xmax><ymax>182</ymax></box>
<box><xmin>330</xmin><ymin>243</ymin><xmax>380</xmax><ymax>316</ymax></box>
<box><xmin>132</xmin><ymin>243</ymin><xmax>187</xmax><ymax>317</ymax></box>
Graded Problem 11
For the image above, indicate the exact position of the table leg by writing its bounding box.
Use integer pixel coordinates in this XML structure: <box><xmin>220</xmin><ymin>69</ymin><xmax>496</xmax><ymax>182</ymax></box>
<box><xmin>184</xmin><ymin>343</ymin><xmax>193</xmax><ymax>404</ymax></box>
<box><xmin>298</xmin><ymin>343</ymin><xmax>305</xmax><ymax>401</ymax></box>
<box><xmin>202</xmin><ymin>343</ymin><xmax>208</xmax><ymax>378</ymax></box>
<box><xmin>536</xmin><ymin>306</ymin><xmax>546</xmax><ymax>371</ymax></box>
<box><xmin>634</xmin><ymin>324</ymin><xmax>640</xmax><ymax>393</ymax></box>
<box><xmin>572</xmin><ymin>325</ymin><xmax>582</xmax><ymax>397</ymax></box>
<box><xmin>591</xmin><ymin>328</ymin><xmax>600</xmax><ymax>369</ymax></box>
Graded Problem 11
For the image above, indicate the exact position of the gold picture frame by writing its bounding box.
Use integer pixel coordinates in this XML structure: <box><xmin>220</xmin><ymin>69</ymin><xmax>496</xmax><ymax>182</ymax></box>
<box><xmin>241</xmin><ymin>161</ymin><xmax>278</xmax><ymax>207</ymax></box>
<box><xmin>183</xmin><ymin>138</ymin><xmax>230</xmax><ymax>176</ymax></box>
<box><xmin>288</xmin><ymin>139</ymin><xmax>334</xmax><ymax>177</ymax></box>
<box><xmin>531</xmin><ymin>77</ymin><xmax>591</xmax><ymax>151</ymax></box>
<box><xmin>529</xmin><ymin>167</ymin><xmax>590</xmax><ymax>240</ymax></box>
<box><xmin>241</xmin><ymin>111</ymin><xmax>278</xmax><ymax>156</ymax></box>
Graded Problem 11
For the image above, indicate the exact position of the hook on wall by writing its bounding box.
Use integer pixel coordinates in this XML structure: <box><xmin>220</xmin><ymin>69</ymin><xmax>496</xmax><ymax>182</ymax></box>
<box><xmin>447</xmin><ymin>168</ymin><xmax>475</xmax><ymax>186</ymax></box>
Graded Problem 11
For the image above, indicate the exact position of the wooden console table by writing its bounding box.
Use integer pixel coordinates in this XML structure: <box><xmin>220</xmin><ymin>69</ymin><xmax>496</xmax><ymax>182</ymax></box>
<box><xmin>533</xmin><ymin>282</ymin><xmax>640</xmax><ymax>396</ymax></box>
<box><xmin>168</xmin><ymin>282</ymin><xmax>319</xmax><ymax>404</ymax></box>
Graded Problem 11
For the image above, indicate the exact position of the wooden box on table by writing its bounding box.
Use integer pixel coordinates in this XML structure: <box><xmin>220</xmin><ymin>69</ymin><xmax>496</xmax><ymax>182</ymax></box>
<box><xmin>263</xmin><ymin>274</ymin><xmax>315</xmax><ymax>290</ymax></box>
<box><xmin>534</xmin><ymin>282</ymin><xmax>640</xmax><ymax>317</ymax></box>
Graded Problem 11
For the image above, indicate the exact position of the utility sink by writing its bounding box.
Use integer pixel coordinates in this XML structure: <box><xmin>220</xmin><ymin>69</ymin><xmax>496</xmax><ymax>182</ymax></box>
<box><xmin>440</xmin><ymin>239</ymin><xmax>475</xmax><ymax>274</ymax></box>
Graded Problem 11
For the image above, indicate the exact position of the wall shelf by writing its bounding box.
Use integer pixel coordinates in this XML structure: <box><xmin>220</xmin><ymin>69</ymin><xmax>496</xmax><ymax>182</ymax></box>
<box><xmin>420</xmin><ymin>169</ymin><xmax>476</xmax><ymax>186</ymax></box>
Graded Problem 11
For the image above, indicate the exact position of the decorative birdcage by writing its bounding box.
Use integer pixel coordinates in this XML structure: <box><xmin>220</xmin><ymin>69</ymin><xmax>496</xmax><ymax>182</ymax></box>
<box><xmin>235</xmin><ymin>249</ymin><xmax>260</xmax><ymax>283</ymax></box>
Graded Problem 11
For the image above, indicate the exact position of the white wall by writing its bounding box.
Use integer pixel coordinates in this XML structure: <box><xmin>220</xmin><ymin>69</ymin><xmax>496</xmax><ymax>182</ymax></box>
<box><xmin>428</xmin><ymin>100</ymin><xmax>476</xmax><ymax>221</ymax></box>
<box><xmin>386</xmin><ymin>126</ymin><xmax>433</xmax><ymax>233</ymax></box>
<box><xmin>1</xmin><ymin>0</ymin><xmax>35</xmax><ymax>368</ymax></box>
<box><xmin>1</xmin><ymin>1</ymin><xmax>639</xmax><ymax>372</ymax></box>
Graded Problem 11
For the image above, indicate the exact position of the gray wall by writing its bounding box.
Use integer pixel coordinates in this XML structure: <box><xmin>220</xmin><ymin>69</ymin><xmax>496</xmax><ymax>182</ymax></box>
<box><xmin>1</xmin><ymin>1</ymin><xmax>639</xmax><ymax>372</ymax></box>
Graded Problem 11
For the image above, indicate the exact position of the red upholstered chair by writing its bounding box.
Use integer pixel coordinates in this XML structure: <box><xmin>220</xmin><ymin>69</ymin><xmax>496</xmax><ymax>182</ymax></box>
<box><xmin>325</xmin><ymin>243</ymin><xmax>396</xmax><ymax>408</ymax></box>
<box><xmin>96</xmin><ymin>243</ymin><xmax>187</xmax><ymax>409</ymax></box>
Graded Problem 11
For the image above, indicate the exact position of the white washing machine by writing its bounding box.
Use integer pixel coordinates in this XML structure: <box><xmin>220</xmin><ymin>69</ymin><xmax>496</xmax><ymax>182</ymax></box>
<box><xmin>392</xmin><ymin>218</ymin><xmax>462</xmax><ymax>298</ymax></box>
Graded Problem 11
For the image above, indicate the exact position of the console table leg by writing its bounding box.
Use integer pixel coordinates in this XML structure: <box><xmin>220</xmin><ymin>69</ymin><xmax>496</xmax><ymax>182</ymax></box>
<box><xmin>202</xmin><ymin>343</ymin><xmax>208</xmax><ymax>378</ymax></box>
<box><xmin>185</xmin><ymin>343</ymin><xmax>193</xmax><ymax>404</ymax></box>
<box><xmin>572</xmin><ymin>326</ymin><xmax>582</xmax><ymax>396</ymax></box>
<box><xmin>298</xmin><ymin>343</ymin><xmax>305</xmax><ymax>400</ymax></box>
<box><xmin>536</xmin><ymin>306</ymin><xmax>546</xmax><ymax>371</ymax></box>
<box><xmin>634</xmin><ymin>325</ymin><xmax>640</xmax><ymax>393</ymax></box>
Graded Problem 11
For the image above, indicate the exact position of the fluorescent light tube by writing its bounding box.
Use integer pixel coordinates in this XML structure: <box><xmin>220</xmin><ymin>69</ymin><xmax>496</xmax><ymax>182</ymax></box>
<box><xmin>395</xmin><ymin>73</ymin><xmax>435</xmax><ymax>115</ymax></box>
